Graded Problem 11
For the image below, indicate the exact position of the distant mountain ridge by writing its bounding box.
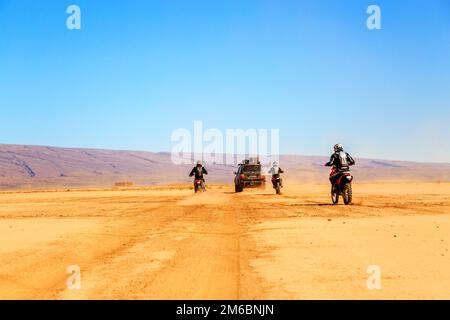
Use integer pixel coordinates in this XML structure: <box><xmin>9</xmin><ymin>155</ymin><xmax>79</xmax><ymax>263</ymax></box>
<box><xmin>0</xmin><ymin>144</ymin><xmax>449</xmax><ymax>190</ymax></box>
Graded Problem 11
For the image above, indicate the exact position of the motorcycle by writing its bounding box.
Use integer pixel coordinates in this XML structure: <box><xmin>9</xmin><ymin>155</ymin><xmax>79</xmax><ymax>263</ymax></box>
<box><xmin>330</xmin><ymin>167</ymin><xmax>353</xmax><ymax>205</ymax></box>
<box><xmin>194</xmin><ymin>179</ymin><xmax>206</xmax><ymax>193</ymax></box>
<box><xmin>271</xmin><ymin>174</ymin><xmax>282</xmax><ymax>195</ymax></box>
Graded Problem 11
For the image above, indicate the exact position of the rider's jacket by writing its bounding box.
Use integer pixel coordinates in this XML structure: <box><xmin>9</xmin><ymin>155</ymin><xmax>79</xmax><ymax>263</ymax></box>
<box><xmin>189</xmin><ymin>166</ymin><xmax>208</xmax><ymax>180</ymax></box>
<box><xmin>268</xmin><ymin>166</ymin><xmax>284</xmax><ymax>176</ymax></box>
<box><xmin>325</xmin><ymin>152</ymin><xmax>355</xmax><ymax>171</ymax></box>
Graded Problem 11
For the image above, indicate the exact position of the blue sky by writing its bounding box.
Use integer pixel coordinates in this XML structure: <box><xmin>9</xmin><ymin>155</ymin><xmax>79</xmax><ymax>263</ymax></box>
<box><xmin>0</xmin><ymin>0</ymin><xmax>449</xmax><ymax>162</ymax></box>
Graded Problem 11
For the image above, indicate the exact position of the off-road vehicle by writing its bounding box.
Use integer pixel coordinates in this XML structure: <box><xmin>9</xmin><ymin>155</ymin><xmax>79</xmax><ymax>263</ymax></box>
<box><xmin>234</xmin><ymin>158</ymin><xmax>265</xmax><ymax>192</ymax></box>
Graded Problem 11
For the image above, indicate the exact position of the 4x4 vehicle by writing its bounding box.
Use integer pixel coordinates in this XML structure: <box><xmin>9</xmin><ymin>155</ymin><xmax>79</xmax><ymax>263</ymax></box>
<box><xmin>234</xmin><ymin>158</ymin><xmax>265</xmax><ymax>192</ymax></box>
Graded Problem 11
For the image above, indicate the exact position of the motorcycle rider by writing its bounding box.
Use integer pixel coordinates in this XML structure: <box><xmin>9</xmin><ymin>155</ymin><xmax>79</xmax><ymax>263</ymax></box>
<box><xmin>268</xmin><ymin>161</ymin><xmax>284</xmax><ymax>188</ymax></box>
<box><xmin>325</xmin><ymin>144</ymin><xmax>355</xmax><ymax>187</ymax></box>
<box><xmin>189</xmin><ymin>160</ymin><xmax>208</xmax><ymax>187</ymax></box>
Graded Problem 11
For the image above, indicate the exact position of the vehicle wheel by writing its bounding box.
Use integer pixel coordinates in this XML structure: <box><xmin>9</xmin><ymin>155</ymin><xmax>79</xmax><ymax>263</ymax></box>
<box><xmin>343</xmin><ymin>183</ymin><xmax>352</xmax><ymax>205</ymax></box>
<box><xmin>331</xmin><ymin>185</ymin><xmax>339</xmax><ymax>204</ymax></box>
<box><xmin>235</xmin><ymin>184</ymin><xmax>243</xmax><ymax>193</ymax></box>
<box><xmin>275</xmin><ymin>184</ymin><xmax>281</xmax><ymax>194</ymax></box>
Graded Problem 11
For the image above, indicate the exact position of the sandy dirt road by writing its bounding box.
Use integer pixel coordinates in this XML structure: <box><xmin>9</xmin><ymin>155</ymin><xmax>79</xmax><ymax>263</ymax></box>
<box><xmin>0</xmin><ymin>182</ymin><xmax>449</xmax><ymax>299</ymax></box>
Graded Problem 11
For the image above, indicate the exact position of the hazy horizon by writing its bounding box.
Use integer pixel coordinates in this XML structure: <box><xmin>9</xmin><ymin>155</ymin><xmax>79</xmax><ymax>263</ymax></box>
<box><xmin>2</xmin><ymin>142</ymin><xmax>450</xmax><ymax>165</ymax></box>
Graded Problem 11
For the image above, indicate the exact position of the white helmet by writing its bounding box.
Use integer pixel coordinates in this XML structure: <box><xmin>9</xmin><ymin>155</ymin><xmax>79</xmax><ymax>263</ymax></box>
<box><xmin>334</xmin><ymin>144</ymin><xmax>344</xmax><ymax>152</ymax></box>
<box><xmin>272</xmin><ymin>161</ymin><xmax>279</xmax><ymax>166</ymax></box>
<box><xmin>196</xmin><ymin>160</ymin><xmax>202</xmax><ymax>166</ymax></box>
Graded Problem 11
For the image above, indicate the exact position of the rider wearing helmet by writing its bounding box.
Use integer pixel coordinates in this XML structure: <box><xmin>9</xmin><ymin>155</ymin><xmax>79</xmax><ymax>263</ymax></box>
<box><xmin>325</xmin><ymin>144</ymin><xmax>355</xmax><ymax>185</ymax></box>
<box><xmin>189</xmin><ymin>160</ymin><xmax>208</xmax><ymax>182</ymax></box>
<box><xmin>268</xmin><ymin>161</ymin><xmax>284</xmax><ymax>188</ymax></box>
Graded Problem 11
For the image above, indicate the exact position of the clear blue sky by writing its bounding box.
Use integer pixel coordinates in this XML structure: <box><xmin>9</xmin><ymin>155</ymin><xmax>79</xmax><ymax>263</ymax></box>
<box><xmin>1</xmin><ymin>0</ymin><xmax>449</xmax><ymax>162</ymax></box>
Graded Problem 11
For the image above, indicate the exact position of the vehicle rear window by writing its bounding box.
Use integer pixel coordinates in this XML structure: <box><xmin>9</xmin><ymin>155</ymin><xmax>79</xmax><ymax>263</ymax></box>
<box><xmin>242</xmin><ymin>165</ymin><xmax>261</xmax><ymax>173</ymax></box>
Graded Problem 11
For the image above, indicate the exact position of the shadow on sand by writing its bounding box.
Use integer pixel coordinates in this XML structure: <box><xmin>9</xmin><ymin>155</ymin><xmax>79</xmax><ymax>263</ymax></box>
<box><xmin>223</xmin><ymin>192</ymin><xmax>279</xmax><ymax>196</ymax></box>
<box><xmin>293</xmin><ymin>203</ymin><xmax>336</xmax><ymax>207</ymax></box>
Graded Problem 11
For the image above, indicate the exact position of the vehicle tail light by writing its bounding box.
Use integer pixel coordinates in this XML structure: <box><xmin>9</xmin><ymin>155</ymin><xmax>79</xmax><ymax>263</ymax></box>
<box><xmin>240</xmin><ymin>174</ymin><xmax>246</xmax><ymax>179</ymax></box>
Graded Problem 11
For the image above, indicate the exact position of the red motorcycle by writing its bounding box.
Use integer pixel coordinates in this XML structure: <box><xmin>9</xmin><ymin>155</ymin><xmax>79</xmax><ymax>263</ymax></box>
<box><xmin>194</xmin><ymin>179</ymin><xmax>206</xmax><ymax>193</ymax></box>
<box><xmin>330</xmin><ymin>166</ymin><xmax>353</xmax><ymax>205</ymax></box>
<box><xmin>271</xmin><ymin>175</ymin><xmax>282</xmax><ymax>195</ymax></box>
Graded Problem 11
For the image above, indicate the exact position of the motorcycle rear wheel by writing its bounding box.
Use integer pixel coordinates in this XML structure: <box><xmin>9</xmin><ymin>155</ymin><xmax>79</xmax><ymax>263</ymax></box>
<box><xmin>194</xmin><ymin>182</ymin><xmax>204</xmax><ymax>193</ymax></box>
<box><xmin>343</xmin><ymin>183</ymin><xmax>352</xmax><ymax>205</ymax></box>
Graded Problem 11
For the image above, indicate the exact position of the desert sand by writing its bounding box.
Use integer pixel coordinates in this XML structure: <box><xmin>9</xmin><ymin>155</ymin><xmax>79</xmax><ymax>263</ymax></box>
<box><xmin>0</xmin><ymin>182</ymin><xmax>449</xmax><ymax>300</ymax></box>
